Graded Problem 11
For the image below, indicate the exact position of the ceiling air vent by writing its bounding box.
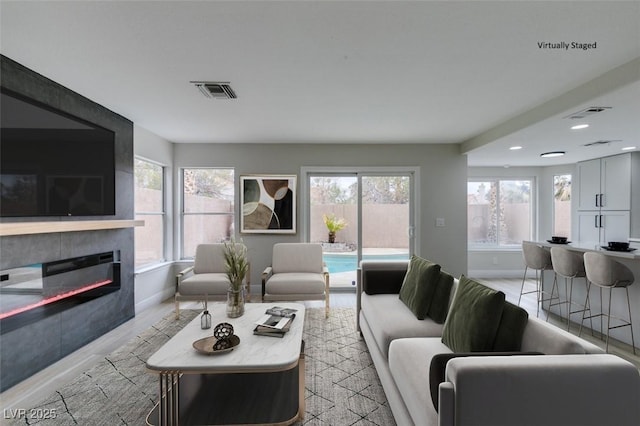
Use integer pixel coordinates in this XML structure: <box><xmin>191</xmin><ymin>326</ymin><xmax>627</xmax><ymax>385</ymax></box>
<box><xmin>191</xmin><ymin>81</ymin><xmax>237</xmax><ymax>99</ymax></box>
<box><xmin>563</xmin><ymin>106</ymin><xmax>611</xmax><ymax>120</ymax></box>
<box><xmin>583</xmin><ymin>140</ymin><xmax>622</xmax><ymax>147</ymax></box>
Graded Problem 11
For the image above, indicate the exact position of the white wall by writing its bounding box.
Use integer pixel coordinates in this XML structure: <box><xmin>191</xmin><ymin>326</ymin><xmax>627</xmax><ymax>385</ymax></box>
<box><xmin>173</xmin><ymin>143</ymin><xmax>468</xmax><ymax>291</ymax></box>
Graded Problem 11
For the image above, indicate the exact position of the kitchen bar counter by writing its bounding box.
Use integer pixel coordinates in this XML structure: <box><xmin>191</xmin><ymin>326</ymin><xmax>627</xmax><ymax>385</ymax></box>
<box><xmin>527</xmin><ymin>240</ymin><xmax>640</xmax><ymax>352</ymax></box>
<box><xmin>532</xmin><ymin>240</ymin><xmax>640</xmax><ymax>260</ymax></box>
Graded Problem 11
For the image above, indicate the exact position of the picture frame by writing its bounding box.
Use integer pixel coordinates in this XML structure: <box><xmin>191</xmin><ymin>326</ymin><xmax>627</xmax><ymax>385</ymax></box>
<box><xmin>240</xmin><ymin>175</ymin><xmax>297</xmax><ymax>234</ymax></box>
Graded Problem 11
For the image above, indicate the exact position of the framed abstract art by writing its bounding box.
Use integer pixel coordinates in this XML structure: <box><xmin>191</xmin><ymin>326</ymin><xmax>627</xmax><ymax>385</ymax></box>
<box><xmin>240</xmin><ymin>175</ymin><xmax>296</xmax><ymax>234</ymax></box>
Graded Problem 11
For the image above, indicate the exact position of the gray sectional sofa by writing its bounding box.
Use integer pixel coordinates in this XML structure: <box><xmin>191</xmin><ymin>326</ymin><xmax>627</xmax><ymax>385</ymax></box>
<box><xmin>357</xmin><ymin>259</ymin><xmax>640</xmax><ymax>426</ymax></box>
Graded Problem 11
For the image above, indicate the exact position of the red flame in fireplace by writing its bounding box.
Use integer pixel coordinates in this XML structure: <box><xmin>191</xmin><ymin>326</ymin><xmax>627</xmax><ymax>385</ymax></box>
<box><xmin>0</xmin><ymin>279</ymin><xmax>113</xmax><ymax>320</ymax></box>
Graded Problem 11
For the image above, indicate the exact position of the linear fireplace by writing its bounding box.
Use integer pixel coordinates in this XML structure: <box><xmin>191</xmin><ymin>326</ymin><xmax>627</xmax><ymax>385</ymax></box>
<box><xmin>0</xmin><ymin>251</ymin><xmax>121</xmax><ymax>334</ymax></box>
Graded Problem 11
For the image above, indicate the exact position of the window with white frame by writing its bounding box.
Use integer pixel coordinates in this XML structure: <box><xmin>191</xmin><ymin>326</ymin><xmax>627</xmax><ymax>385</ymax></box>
<box><xmin>553</xmin><ymin>174</ymin><xmax>571</xmax><ymax>239</ymax></box>
<box><xmin>467</xmin><ymin>178</ymin><xmax>532</xmax><ymax>248</ymax></box>
<box><xmin>182</xmin><ymin>168</ymin><xmax>235</xmax><ymax>258</ymax></box>
<box><xmin>134</xmin><ymin>158</ymin><xmax>165</xmax><ymax>267</ymax></box>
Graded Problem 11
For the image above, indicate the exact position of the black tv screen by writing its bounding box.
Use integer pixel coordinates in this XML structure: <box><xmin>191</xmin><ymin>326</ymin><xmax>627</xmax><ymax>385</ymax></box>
<box><xmin>1</xmin><ymin>88</ymin><xmax>116</xmax><ymax>217</ymax></box>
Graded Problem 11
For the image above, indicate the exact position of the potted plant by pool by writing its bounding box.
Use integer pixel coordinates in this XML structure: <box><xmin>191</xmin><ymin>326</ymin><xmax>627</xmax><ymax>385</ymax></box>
<box><xmin>323</xmin><ymin>213</ymin><xmax>347</xmax><ymax>244</ymax></box>
<box><xmin>223</xmin><ymin>238</ymin><xmax>249</xmax><ymax>318</ymax></box>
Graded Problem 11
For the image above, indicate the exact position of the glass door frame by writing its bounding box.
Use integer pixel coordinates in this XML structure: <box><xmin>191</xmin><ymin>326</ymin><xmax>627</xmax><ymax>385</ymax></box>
<box><xmin>300</xmin><ymin>166</ymin><xmax>420</xmax><ymax>263</ymax></box>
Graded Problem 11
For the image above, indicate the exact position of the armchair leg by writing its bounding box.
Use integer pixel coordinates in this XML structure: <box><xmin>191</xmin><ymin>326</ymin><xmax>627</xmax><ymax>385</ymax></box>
<box><xmin>175</xmin><ymin>298</ymin><xmax>180</xmax><ymax>320</ymax></box>
<box><xmin>325</xmin><ymin>274</ymin><xmax>330</xmax><ymax>318</ymax></box>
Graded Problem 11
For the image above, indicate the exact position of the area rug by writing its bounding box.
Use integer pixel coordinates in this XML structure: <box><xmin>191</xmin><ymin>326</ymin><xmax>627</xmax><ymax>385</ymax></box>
<box><xmin>9</xmin><ymin>307</ymin><xmax>395</xmax><ymax>426</ymax></box>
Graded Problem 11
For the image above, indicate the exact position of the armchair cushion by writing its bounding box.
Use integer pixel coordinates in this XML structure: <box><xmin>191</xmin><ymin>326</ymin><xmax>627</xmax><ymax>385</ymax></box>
<box><xmin>398</xmin><ymin>256</ymin><xmax>442</xmax><ymax>320</ymax></box>
<box><xmin>272</xmin><ymin>243</ymin><xmax>323</xmax><ymax>273</ymax></box>
<box><xmin>264</xmin><ymin>272</ymin><xmax>326</xmax><ymax>295</ymax></box>
<box><xmin>179</xmin><ymin>273</ymin><xmax>230</xmax><ymax>295</ymax></box>
<box><xmin>441</xmin><ymin>275</ymin><xmax>505</xmax><ymax>352</ymax></box>
<box><xmin>193</xmin><ymin>244</ymin><xmax>227</xmax><ymax>273</ymax></box>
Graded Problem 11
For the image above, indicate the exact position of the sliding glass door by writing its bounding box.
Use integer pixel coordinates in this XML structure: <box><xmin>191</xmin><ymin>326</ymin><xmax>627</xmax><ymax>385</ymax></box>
<box><xmin>306</xmin><ymin>169</ymin><xmax>415</xmax><ymax>289</ymax></box>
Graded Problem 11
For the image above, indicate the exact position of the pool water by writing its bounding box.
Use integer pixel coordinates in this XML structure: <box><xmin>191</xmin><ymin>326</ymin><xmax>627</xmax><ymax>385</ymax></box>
<box><xmin>323</xmin><ymin>253</ymin><xmax>408</xmax><ymax>274</ymax></box>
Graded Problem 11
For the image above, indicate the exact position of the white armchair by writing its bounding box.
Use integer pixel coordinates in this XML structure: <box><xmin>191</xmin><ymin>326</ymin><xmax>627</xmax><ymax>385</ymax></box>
<box><xmin>175</xmin><ymin>243</ymin><xmax>250</xmax><ymax>319</ymax></box>
<box><xmin>262</xmin><ymin>243</ymin><xmax>330</xmax><ymax>317</ymax></box>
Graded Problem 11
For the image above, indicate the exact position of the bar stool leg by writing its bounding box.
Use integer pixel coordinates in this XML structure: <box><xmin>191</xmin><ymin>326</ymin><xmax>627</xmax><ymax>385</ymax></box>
<box><xmin>566</xmin><ymin>277</ymin><xmax>572</xmax><ymax>331</ymax></box>
<box><xmin>518</xmin><ymin>266</ymin><xmax>529</xmax><ymax>306</ymax></box>
<box><xmin>605</xmin><ymin>287</ymin><xmax>614</xmax><ymax>353</ymax></box>
<box><xmin>625</xmin><ymin>287</ymin><xmax>636</xmax><ymax>355</ymax></box>
<box><xmin>578</xmin><ymin>280</ymin><xmax>594</xmax><ymax>338</ymax></box>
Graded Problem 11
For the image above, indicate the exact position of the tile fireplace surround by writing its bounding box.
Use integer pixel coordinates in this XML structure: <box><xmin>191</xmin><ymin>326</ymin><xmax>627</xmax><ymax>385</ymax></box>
<box><xmin>0</xmin><ymin>54</ymin><xmax>135</xmax><ymax>391</ymax></box>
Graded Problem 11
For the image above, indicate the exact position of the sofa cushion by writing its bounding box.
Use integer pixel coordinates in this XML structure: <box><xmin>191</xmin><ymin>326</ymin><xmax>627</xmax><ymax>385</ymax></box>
<box><xmin>521</xmin><ymin>316</ymin><xmax>605</xmax><ymax>354</ymax></box>
<box><xmin>398</xmin><ymin>256</ymin><xmax>442</xmax><ymax>319</ymax></box>
<box><xmin>427</xmin><ymin>270</ymin><xmax>454</xmax><ymax>324</ymax></box>
<box><xmin>441</xmin><ymin>275</ymin><xmax>505</xmax><ymax>352</ymax></box>
<box><xmin>363</xmin><ymin>269</ymin><xmax>407</xmax><ymax>295</ymax></box>
<box><xmin>388</xmin><ymin>338</ymin><xmax>451</xmax><ymax>426</ymax></box>
<box><xmin>492</xmin><ymin>301</ymin><xmax>529</xmax><ymax>351</ymax></box>
<box><xmin>361</xmin><ymin>293</ymin><xmax>445</xmax><ymax>358</ymax></box>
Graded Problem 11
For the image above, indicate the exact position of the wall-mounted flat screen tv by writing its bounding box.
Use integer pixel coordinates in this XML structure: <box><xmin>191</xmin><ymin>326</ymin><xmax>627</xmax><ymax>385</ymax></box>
<box><xmin>1</xmin><ymin>88</ymin><xmax>116</xmax><ymax>217</ymax></box>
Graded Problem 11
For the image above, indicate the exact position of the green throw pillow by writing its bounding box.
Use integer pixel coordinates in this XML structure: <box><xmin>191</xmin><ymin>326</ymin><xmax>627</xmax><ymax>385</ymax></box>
<box><xmin>398</xmin><ymin>255</ymin><xmax>442</xmax><ymax>320</ymax></box>
<box><xmin>441</xmin><ymin>276</ymin><xmax>505</xmax><ymax>352</ymax></box>
<box><xmin>492</xmin><ymin>301</ymin><xmax>529</xmax><ymax>351</ymax></box>
<box><xmin>427</xmin><ymin>270</ymin><xmax>454</xmax><ymax>324</ymax></box>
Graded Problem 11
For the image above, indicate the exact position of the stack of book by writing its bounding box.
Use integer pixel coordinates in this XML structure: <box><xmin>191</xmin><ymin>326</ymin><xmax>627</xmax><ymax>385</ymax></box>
<box><xmin>253</xmin><ymin>306</ymin><xmax>298</xmax><ymax>338</ymax></box>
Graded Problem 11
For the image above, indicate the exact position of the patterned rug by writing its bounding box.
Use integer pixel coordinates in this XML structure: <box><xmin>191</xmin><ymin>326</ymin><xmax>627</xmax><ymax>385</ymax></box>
<box><xmin>8</xmin><ymin>307</ymin><xmax>395</xmax><ymax>426</ymax></box>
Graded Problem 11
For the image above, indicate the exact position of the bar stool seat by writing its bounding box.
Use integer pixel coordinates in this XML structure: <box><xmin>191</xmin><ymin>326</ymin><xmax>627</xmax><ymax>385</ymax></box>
<box><xmin>583</xmin><ymin>251</ymin><xmax>636</xmax><ymax>355</ymax></box>
<box><xmin>550</xmin><ymin>247</ymin><xmax>591</xmax><ymax>332</ymax></box>
<box><xmin>519</xmin><ymin>241</ymin><xmax>561</xmax><ymax>319</ymax></box>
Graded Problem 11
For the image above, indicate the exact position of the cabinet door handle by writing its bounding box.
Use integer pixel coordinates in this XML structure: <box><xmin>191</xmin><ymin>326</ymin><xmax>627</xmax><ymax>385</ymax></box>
<box><xmin>595</xmin><ymin>215</ymin><xmax>598</xmax><ymax>228</ymax></box>
<box><xmin>600</xmin><ymin>193</ymin><xmax>604</xmax><ymax>207</ymax></box>
<box><xmin>595</xmin><ymin>194</ymin><xmax>599</xmax><ymax>207</ymax></box>
<box><xmin>599</xmin><ymin>215</ymin><xmax>603</xmax><ymax>228</ymax></box>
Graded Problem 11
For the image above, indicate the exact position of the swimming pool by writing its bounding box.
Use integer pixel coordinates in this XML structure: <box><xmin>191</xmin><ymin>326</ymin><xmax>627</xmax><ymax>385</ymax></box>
<box><xmin>323</xmin><ymin>253</ymin><xmax>409</xmax><ymax>274</ymax></box>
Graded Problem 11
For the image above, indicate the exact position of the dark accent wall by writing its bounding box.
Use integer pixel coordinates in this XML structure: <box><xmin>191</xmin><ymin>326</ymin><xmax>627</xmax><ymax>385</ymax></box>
<box><xmin>0</xmin><ymin>55</ymin><xmax>135</xmax><ymax>391</ymax></box>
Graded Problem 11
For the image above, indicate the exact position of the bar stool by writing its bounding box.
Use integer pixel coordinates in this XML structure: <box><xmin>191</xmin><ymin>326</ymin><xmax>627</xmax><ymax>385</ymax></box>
<box><xmin>583</xmin><ymin>251</ymin><xmax>636</xmax><ymax>355</ymax></box>
<box><xmin>550</xmin><ymin>247</ymin><xmax>591</xmax><ymax>332</ymax></box>
<box><xmin>519</xmin><ymin>241</ymin><xmax>561</xmax><ymax>319</ymax></box>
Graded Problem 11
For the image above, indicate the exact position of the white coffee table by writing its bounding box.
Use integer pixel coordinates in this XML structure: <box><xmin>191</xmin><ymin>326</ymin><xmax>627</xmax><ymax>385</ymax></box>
<box><xmin>146</xmin><ymin>302</ymin><xmax>305</xmax><ymax>426</ymax></box>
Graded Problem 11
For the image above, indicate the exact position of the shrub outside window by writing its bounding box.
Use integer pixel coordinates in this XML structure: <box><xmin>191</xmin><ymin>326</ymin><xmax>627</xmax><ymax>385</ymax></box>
<box><xmin>468</xmin><ymin>179</ymin><xmax>532</xmax><ymax>248</ymax></box>
<box><xmin>182</xmin><ymin>168</ymin><xmax>234</xmax><ymax>258</ymax></box>
<box><xmin>134</xmin><ymin>158</ymin><xmax>165</xmax><ymax>267</ymax></box>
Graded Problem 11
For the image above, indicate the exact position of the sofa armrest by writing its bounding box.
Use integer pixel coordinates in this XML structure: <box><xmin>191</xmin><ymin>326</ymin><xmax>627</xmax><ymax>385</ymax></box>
<box><xmin>261</xmin><ymin>266</ymin><xmax>273</xmax><ymax>301</ymax></box>
<box><xmin>356</xmin><ymin>260</ymin><xmax>408</xmax><ymax>332</ymax></box>
<box><xmin>441</xmin><ymin>354</ymin><xmax>640</xmax><ymax>426</ymax></box>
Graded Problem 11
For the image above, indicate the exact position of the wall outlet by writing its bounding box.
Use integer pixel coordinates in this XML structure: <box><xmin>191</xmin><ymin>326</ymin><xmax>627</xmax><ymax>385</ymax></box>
<box><xmin>492</xmin><ymin>256</ymin><xmax>498</xmax><ymax>265</ymax></box>
<box><xmin>435</xmin><ymin>218</ymin><xmax>445</xmax><ymax>227</ymax></box>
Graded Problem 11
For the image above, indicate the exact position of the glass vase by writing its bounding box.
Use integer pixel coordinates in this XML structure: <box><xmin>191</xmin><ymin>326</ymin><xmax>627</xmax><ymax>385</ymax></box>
<box><xmin>226</xmin><ymin>287</ymin><xmax>245</xmax><ymax>318</ymax></box>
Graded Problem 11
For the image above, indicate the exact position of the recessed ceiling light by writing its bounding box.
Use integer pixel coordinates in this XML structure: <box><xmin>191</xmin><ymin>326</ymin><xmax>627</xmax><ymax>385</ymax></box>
<box><xmin>622</xmin><ymin>146</ymin><xmax>637</xmax><ymax>151</ymax></box>
<box><xmin>571</xmin><ymin>124</ymin><xmax>589</xmax><ymax>130</ymax></box>
<box><xmin>509</xmin><ymin>146</ymin><xmax>522</xmax><ymax>150</ymax></box>
<box><xmin>540</xmin><ymin>151</ymin><xmax>566</xmax><ymax>158</ymax></box>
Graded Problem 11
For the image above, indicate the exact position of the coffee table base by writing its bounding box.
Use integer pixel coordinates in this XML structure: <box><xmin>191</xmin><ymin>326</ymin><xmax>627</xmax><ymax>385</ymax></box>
<box><xmin>147</xmin><ymin>349</ymin><xmax>305</xmax><ymax>425</ymax></box>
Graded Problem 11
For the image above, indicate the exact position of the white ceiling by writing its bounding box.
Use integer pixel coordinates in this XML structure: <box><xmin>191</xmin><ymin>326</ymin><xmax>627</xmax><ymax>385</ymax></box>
<box><xmin>1</xmin><ymin>1</ymin><xmax>639</xmax><ymax>167</ymax></box>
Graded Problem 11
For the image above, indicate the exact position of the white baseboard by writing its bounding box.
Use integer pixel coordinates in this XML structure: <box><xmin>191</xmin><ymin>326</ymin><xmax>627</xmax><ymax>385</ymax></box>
<box><xmin>468</xmin><ymin>269</ymin><xmax>527</xmax><ymax>279</ymax></box>
<box><xmin>135</xmin><ymin>287</ymin><xmax>174</xmax><ymax>315</ymax></box>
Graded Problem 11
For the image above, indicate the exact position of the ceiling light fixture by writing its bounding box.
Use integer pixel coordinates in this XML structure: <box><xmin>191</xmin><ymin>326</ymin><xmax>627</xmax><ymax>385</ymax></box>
<box><xmin>540</xmin><ymin>151</ymin><xmax>566</xmax><ymax>158</ymax></box>
<box><xmin>571</xmin><ymin>124</ymin><xmax>589</xmax><ymax>130</ymax></box>
<box><xmin>509</xmin><ymin>146</ymin><xmax>522</xmax><ymax>150</ymax></box>
<box><xmin>622</xmin><ymin>146</ymin><xmax>637</xmax><ymax>151</ymax></box>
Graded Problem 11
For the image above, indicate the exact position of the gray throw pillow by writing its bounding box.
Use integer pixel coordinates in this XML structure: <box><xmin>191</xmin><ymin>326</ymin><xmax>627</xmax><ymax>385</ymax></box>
<box><xmin>398</xmin><ymin>255</ymin><xmax>442</xmax><ymax>320</ymax></box>
<box><xmin>441</xmin><ymin>275</ymin><xmax>505</xmax><ymax>352</ymax></box>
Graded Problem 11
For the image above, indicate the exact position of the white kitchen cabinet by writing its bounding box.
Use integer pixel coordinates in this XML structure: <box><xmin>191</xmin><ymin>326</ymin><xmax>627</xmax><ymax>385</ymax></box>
<box><xmin>577</xmin><ymin>210</ymin><xmax>630</xmax><ymax>245</ymax></box>
<box><xmin>577</xmin><ymin>153</ymin><xmax>631</xmax><ymax>211</ymax></box>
